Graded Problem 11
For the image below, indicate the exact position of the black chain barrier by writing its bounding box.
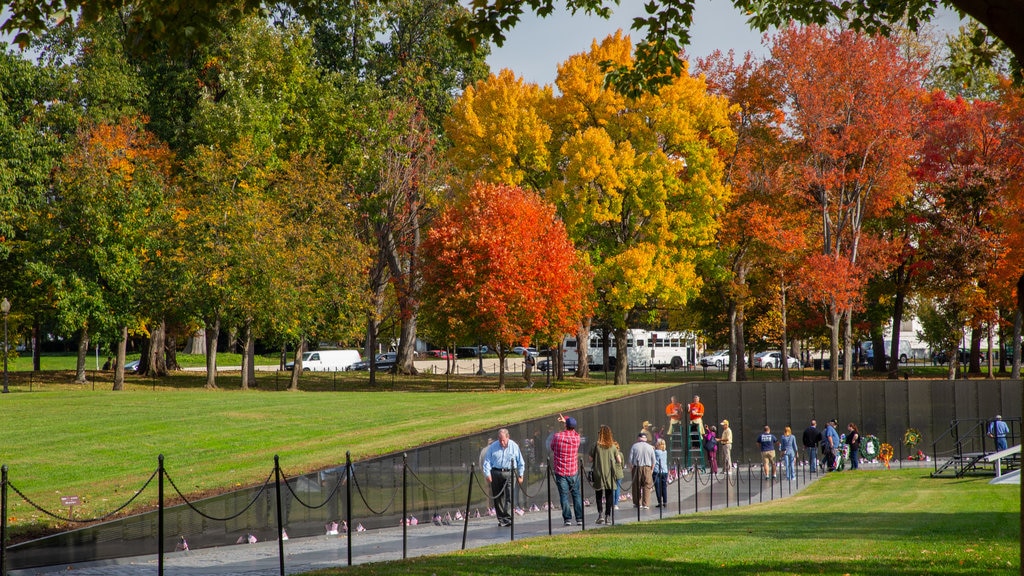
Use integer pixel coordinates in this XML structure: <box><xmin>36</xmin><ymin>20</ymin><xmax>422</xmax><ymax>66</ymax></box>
<box><xmin>279</xmin><ymin>468</ymin><xmax>344</xmax><ymax>510</ymax></box>
<box><xmin>1</xmin><ymin>446</ymin><xmax>821</xmax><ymax>576</ymax></box>
<box><xmin>404</xmin><ymin>463</ymin><xmax>472</xmax><ymax>495</ymax></box>
<box><xmin>350</xmin><ymin>467</ymin><xmax>400</xmax><ymax>515</ymax></box>
<box><xmin>6</xmin><ymin>468</ymin><xmax>158</xmax><ymax>524</ymax></box>
<box><xmin>164</xmin><ymin>468</ymin><xmax>275</xmax><ymax>522</ymax></box>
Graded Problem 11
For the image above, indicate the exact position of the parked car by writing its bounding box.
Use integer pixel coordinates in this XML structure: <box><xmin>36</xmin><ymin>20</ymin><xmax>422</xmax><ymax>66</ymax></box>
<box><xmin>455</xmin><ymin>345</ymin><xmax>488</xmax><ymax>358</ymax></box>
<box><xmin>512</xmin><ymin>346</ymin><xmax>539</xmax><ymax>357</ymax></box>
<box><xmin>427</xmin><ymin>349</ymin><xmax>452</xmax><ymax>359</ymax></box>
<box><xmin>286</xmin><ymin>349</ymin><xmax>362</xmax><ymax>371</ymax></box>
<box><xmin>349</xmin><ymin>352</ymin><xmax>398</xmax><ymax>371</ymax></box>
<box><xmin>700</xmin><ymin>349</ymin><xmax>730</xmax><ymax>368</ymax></box>
<box><xmin>932</xmin><ymin>349</ymin><xmax>983</xmax><ymax>366</ymax></box>
<box><xmin>753</xmin><ymin>351</ymin><xmax>801</xmax><ymax>369</ymax></box>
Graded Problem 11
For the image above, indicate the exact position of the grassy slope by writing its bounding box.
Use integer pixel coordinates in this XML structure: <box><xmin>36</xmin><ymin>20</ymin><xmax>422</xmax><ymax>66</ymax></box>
<box><xmin>306</xmin><ymin>470</ymin><xmax>1020</xmax><ymax>576</ymax></box>
<box><xmin>0</xmin><ymin>385</ymin><xmax>663</xmax><ymax>532</ymax></box>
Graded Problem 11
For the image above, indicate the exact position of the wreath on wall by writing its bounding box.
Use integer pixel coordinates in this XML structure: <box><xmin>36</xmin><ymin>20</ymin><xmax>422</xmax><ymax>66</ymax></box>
<box><xmin>861</xmin><ymin>435</ymin><xmax>881</xmax><ymax>462</ymax></box>
<box><xmin>903</xmin><ymin>428</ymin><xmax>922</xmax><ymax>449</ymax></box>
<box><xmin>879</xmin><ymin>443</ymin><xmax>894</xmax><ymax>469</ymax></box>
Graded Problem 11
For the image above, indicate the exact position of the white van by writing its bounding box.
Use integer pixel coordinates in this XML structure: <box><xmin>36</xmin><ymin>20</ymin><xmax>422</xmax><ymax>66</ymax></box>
<box><xmin>295</xmin><ymin>349</ymin><xmax>361</xmax><ymax>372</ymax></box>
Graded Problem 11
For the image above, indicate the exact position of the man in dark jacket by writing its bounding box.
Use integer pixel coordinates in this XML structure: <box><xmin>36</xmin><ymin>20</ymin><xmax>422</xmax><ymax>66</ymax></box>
<box><xmin>802</xmin><ymin>420</ymin><xmax>821</xmax><ymax>473</ymax></box>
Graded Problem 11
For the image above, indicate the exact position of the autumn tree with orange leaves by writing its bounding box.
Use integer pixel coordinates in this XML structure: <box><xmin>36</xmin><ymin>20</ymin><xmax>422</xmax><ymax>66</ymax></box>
<box><xmin>695</xmin><ymin>49</ymin><xmax>810</xmax><ymax>382</ymax></box>
<box><xmin>421</xmin><ymin>183</ymin><xmax>592</xmax><ymax>391</ymax></box>
<box><xmin>771</xmin><ymin>25</ymin><xmax>925</xmax><ymax>381</ymax></box>
<box><xmin>31</xmin><ymin>118</ymin><xmax>174</xmax><ymax>389</ymax></box>
<box><xmin>914</xmin><ymin>91</ymin><xmax>1023</xmax><ymax>380</ymax></box>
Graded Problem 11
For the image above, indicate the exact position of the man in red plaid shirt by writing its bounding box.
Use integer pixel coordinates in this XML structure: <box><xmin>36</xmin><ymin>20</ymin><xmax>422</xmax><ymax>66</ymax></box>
<box><xmin>550</xmin><ymin>414</ymin><xmax>583</xmax><ymax>526</ymax></box>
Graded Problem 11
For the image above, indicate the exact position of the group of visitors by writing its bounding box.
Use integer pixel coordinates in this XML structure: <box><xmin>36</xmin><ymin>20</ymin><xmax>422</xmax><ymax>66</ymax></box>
<box><xmin>801</xmin><ymin>419</ymin><xmax>859</xmax><ymax>472</ymax></box>
<box><xmin>484</xmin><ymin>398</ymin><xmax>954</xmax><ymax>528</ymax></box>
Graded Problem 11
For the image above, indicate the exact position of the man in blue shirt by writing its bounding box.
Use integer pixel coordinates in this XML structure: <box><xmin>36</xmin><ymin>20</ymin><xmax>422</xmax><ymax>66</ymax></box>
<box><xmin>757</xmin><ymin>425</ymin><xmax>779</xmax><ymax>478</ymax></box>
<box><xmin>988</xmin><ymin>415</ymin><xmax>1010</xmax><ymax>452</ymax></box>
<box><xmin>482</xmin><ymin>428</ymin><xmax>525</xmax><ymax>527</ymax></box>
<box><xmin>821</xmin><ymin>420</ymin><xmax>841</xmax><ymax>471</ymax></box>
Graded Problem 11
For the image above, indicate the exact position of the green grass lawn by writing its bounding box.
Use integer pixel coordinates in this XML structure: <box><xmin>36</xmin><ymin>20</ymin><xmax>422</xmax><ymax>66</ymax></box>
<box><xmin>0</xmin><ymin>384</ymin><xmax>665</xmax><ymax>539</ymax></box>
<box><xmin>2</xmin><ymin>352</ymin><xmax>281</xmax><ymax>371</ymax></box>
<box><xmin>304</xmin><ymin>469</ymin><xmax>1020</xmax><ymax>576</ymax></box>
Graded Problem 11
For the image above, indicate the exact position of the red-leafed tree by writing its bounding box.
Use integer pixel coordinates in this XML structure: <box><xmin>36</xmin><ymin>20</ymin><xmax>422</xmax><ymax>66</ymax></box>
<box><xmin>696</xmin><ymin>49</ymin><xmax>812</xmax><ymax>381</ymax></box>
<box><xmin>421</xmin><ymin>182</ymin><xmax>593</xmax><ymax>390</ymax></box>
<box><xmin>914</xmin><ymin>91</ymin><xmax>1021</xmax><ymax>379</ymax></box>
<box><xmin>771</xmin><ymin>25</ymin><xmax>924</xmax><ymax>380</ymax></box>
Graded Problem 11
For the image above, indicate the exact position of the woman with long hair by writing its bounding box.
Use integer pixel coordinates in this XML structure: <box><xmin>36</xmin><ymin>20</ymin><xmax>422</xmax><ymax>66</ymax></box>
<box><xmin>845</xmin><ymin>423</ymin><xmax>861</xmax><ymax>470</ymax></box>
<box><xmin>589</xmin><ymin>425</ymin><xmax>623</xmax><ymax>524</ymax></box>
<box><xmin>779</xmin><ymin>426</ymin><xmax>798</xmax><ymax>480</ymax></box>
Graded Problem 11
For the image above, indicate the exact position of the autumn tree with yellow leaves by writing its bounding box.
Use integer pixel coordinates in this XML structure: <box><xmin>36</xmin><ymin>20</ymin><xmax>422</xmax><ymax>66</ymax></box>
<box><xmin>447</xmin><ymin>31</ymin><xmax>735</xmax><ymax>384</ymax></box>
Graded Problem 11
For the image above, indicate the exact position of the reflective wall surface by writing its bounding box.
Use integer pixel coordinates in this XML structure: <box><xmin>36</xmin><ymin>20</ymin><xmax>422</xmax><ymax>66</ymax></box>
<box><xmin>6</xmin><ymin>378</ymin><xmax>1019</xmax><ymax>569</ymax></box>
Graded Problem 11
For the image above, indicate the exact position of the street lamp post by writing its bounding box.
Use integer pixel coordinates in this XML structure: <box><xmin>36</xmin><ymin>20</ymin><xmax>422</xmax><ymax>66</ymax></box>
<box><xmin>2</xmin><ymin>297</ymin><xmax>10</xmax><ymax>394</ymax></box>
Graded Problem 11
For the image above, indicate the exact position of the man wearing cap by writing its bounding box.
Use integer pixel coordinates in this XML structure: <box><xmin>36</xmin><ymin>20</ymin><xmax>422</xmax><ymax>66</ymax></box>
<box><xmin>482</xmin><ymin>428</ymin><xmax>525</xmax><ymax>527</ymax></box>
<box><xmin>550</xmin><ymin>414</ymin><xmax>583</xmax><ymax>526</ymax></box>
<box><xmin>988</xmin><ymin>415</ymin><xmax>1010</xmax><ymax>451</ymax></box>
<box><xmin>821</xmin><ymin>420</ymin><xmax>841</xmax><ymax>471</ymax></box>
<box><xmin>718</xmin><ymin>419</ymin><xmax>733</xmax><ymax>472</ymax></box>
<box><xmin>628</xmin><ymin>431</ymin><xmax>656</xmax><ymax>509</ymax></box>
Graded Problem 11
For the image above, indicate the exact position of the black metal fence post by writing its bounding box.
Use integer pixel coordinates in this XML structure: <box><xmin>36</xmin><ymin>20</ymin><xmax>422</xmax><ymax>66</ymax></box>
<box><xmin>510</xmin><ymin>469</ymin><xmax>517</xmax><ymax>542</ymax></box>
<box><xmin>158</xmin><ymin>455</ymin><xmax>164</xmax><ymax>576</ymax></box>
<box><xmin>402</xmin><ymin>453</ymin><xmax>408</xmax><ymax>559</ymax></box>
<box><xmin>674</xmin><ymin>459</ymin><xmax>681</xmax><ymax>515</ymax></box>
<box><xmin>576</xmin><ymin>456</ymin><xmax>584</xmax><ymax>531</ymax></box>
<box><xmin>345</xmin><ymin>451</ymin><xmax>352</xmax><ymax>566</ymax></box>
<box><xmin>709</xmin><ymin>468</ymin><xmax>714</xmax><ymax>511</ymax></box>
<box><xmin>461</xmin><ymin>464</ymin><xmax>474</xmax><ymax>550</ymax></box>
<box><xmin>693</xmin><ymin>465</ymin><xmax>698</xmax><ymax>513</ymax></box>
<box><xmin>274</xmin><ymin>456</ymin><xmax>285</xmax><ymax>576</ymax></box>
<box><xmin>2</xmin><ymin>464</ymin><xmax>7</xmax><ymax>576</ymax></box>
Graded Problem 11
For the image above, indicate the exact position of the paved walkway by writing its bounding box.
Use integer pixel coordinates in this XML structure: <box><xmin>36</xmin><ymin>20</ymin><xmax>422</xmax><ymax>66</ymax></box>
<box><xmin>13</xmin><ymin>466</ymin><xmax>827</xmax><ymax>576</ymax></box>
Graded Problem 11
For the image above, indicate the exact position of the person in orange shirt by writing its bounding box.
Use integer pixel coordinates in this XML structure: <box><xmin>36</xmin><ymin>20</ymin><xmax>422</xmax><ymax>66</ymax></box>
<box><xmin>665</xmin><ymin>396</ymin><xmax>684</xmax><ymax>435</ymax></box>
<box><xmin>687</xmin><ymin>394</ymin><xmax>705</xmax><ymax>439</ymax></box>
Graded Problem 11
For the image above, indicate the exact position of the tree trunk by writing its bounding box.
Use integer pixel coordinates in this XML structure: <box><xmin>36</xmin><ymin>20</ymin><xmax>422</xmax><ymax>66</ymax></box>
<box><xmin>396</xmin><ymin>310</ymin><xmax>418</xmax><ymax>375</ymax></box>
<box><xmin>240</xmin><ymin>320</ymin><xmax>255</xmax><ymax>390</ymax></box>
<box><xmin>613</xmin><ymin>327</ymin><xmax>628</xmax><ymax>385</ymax></box>
<box><xmin>727</xmin><ymin>301</ymin><xmax>739</xmax><ymax>382</ymax></box>
<box><xmin>183</xmin><ymin>330</ymin><xmax>205</xmax><ymax>355</ymax></box>
<box><xmin>780</xmin><ymin>284</ymin><xmax>791</xmax><ymax>381</ymax></box>
<box><xmin>968</xmin><ymin>325</ymin><xmax>982</xmax><ymax>374</ymax></box>
<box><xmin>204</xmin><ymin>318</ymin><xmax>219</xmax><ymax>389</ymax></box>
<box><xmin>366</xmin><ymin>255</ymin><xmax>387</xmax><ymax>386</ymax></box>
<box><xmin>1012</xmin><ymin>306</ymin><xmax>1021</xmax><ymax>380</ymax></box>
<box><xmin>888</xmin><ymin>290</ymin><xmax>906</xmax><ymax>377</ymax></box>
<box><xmin>842</xmin><ymin>312</ymin><xmax>854</xmax><ymax>381</ymax></box>
<box><xmin>574</xmin><ymin>319</ymin><xmax>591</xmax><ymax>378</ymax></box>
<box><xmin>365</xmin><ymin>315</ymin><xmax>379</xmax><ymax>386</ymax></box>
<box><xmin>735</xmin><ymin>304</ymin><xmax>747</xmax><ymax>381</ymax></box>
<box><xmin>497</xmin><ymin>347</ymin><xmax>506</xmax><ymax>391</ymax></box>
<box><xmin>986</xmin><ymin>322</ymin><xmax>994</xmax><ymax>379</ymax></box>
<box><xmin>112</xmin><ymin>326</ymin><xmax>127</xmax><ymax>391</ymax></box>
<box><xmin>227</xmin><ymin>325</ymin><xmax>238</xmax><ymax>354</ymax></box>
<box><xmin>75</xmin><ymin>328</ymin><xmax>89</xmax><ymax>384</ymax></box>
<box><xmin>147</xmin><ymin>320</ymin><xmax>167</xmax><ymax>376</ymax></box>
<box><xmin>32</xmin><ymin>319</ymin><xmax>40</xmax><ymax>371</ymax></box>
<box><xmin>829</xmin><ymin>308</ymin><xmax>840</xmax><ymax>381</ymax></box>
<box><xmin>872</xmin><ymin>331</ymin><xmax>886</xmax><ymax>373</ymax></box>
<box><xmin>289</xmin><ymin>337</ymin><xmax>305</xmax><ymax>391</ymax></box>
<box><xmin>164</xmin><ymin>322</ymin><xmax>180</xmax><ymax>371</ymax></box>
